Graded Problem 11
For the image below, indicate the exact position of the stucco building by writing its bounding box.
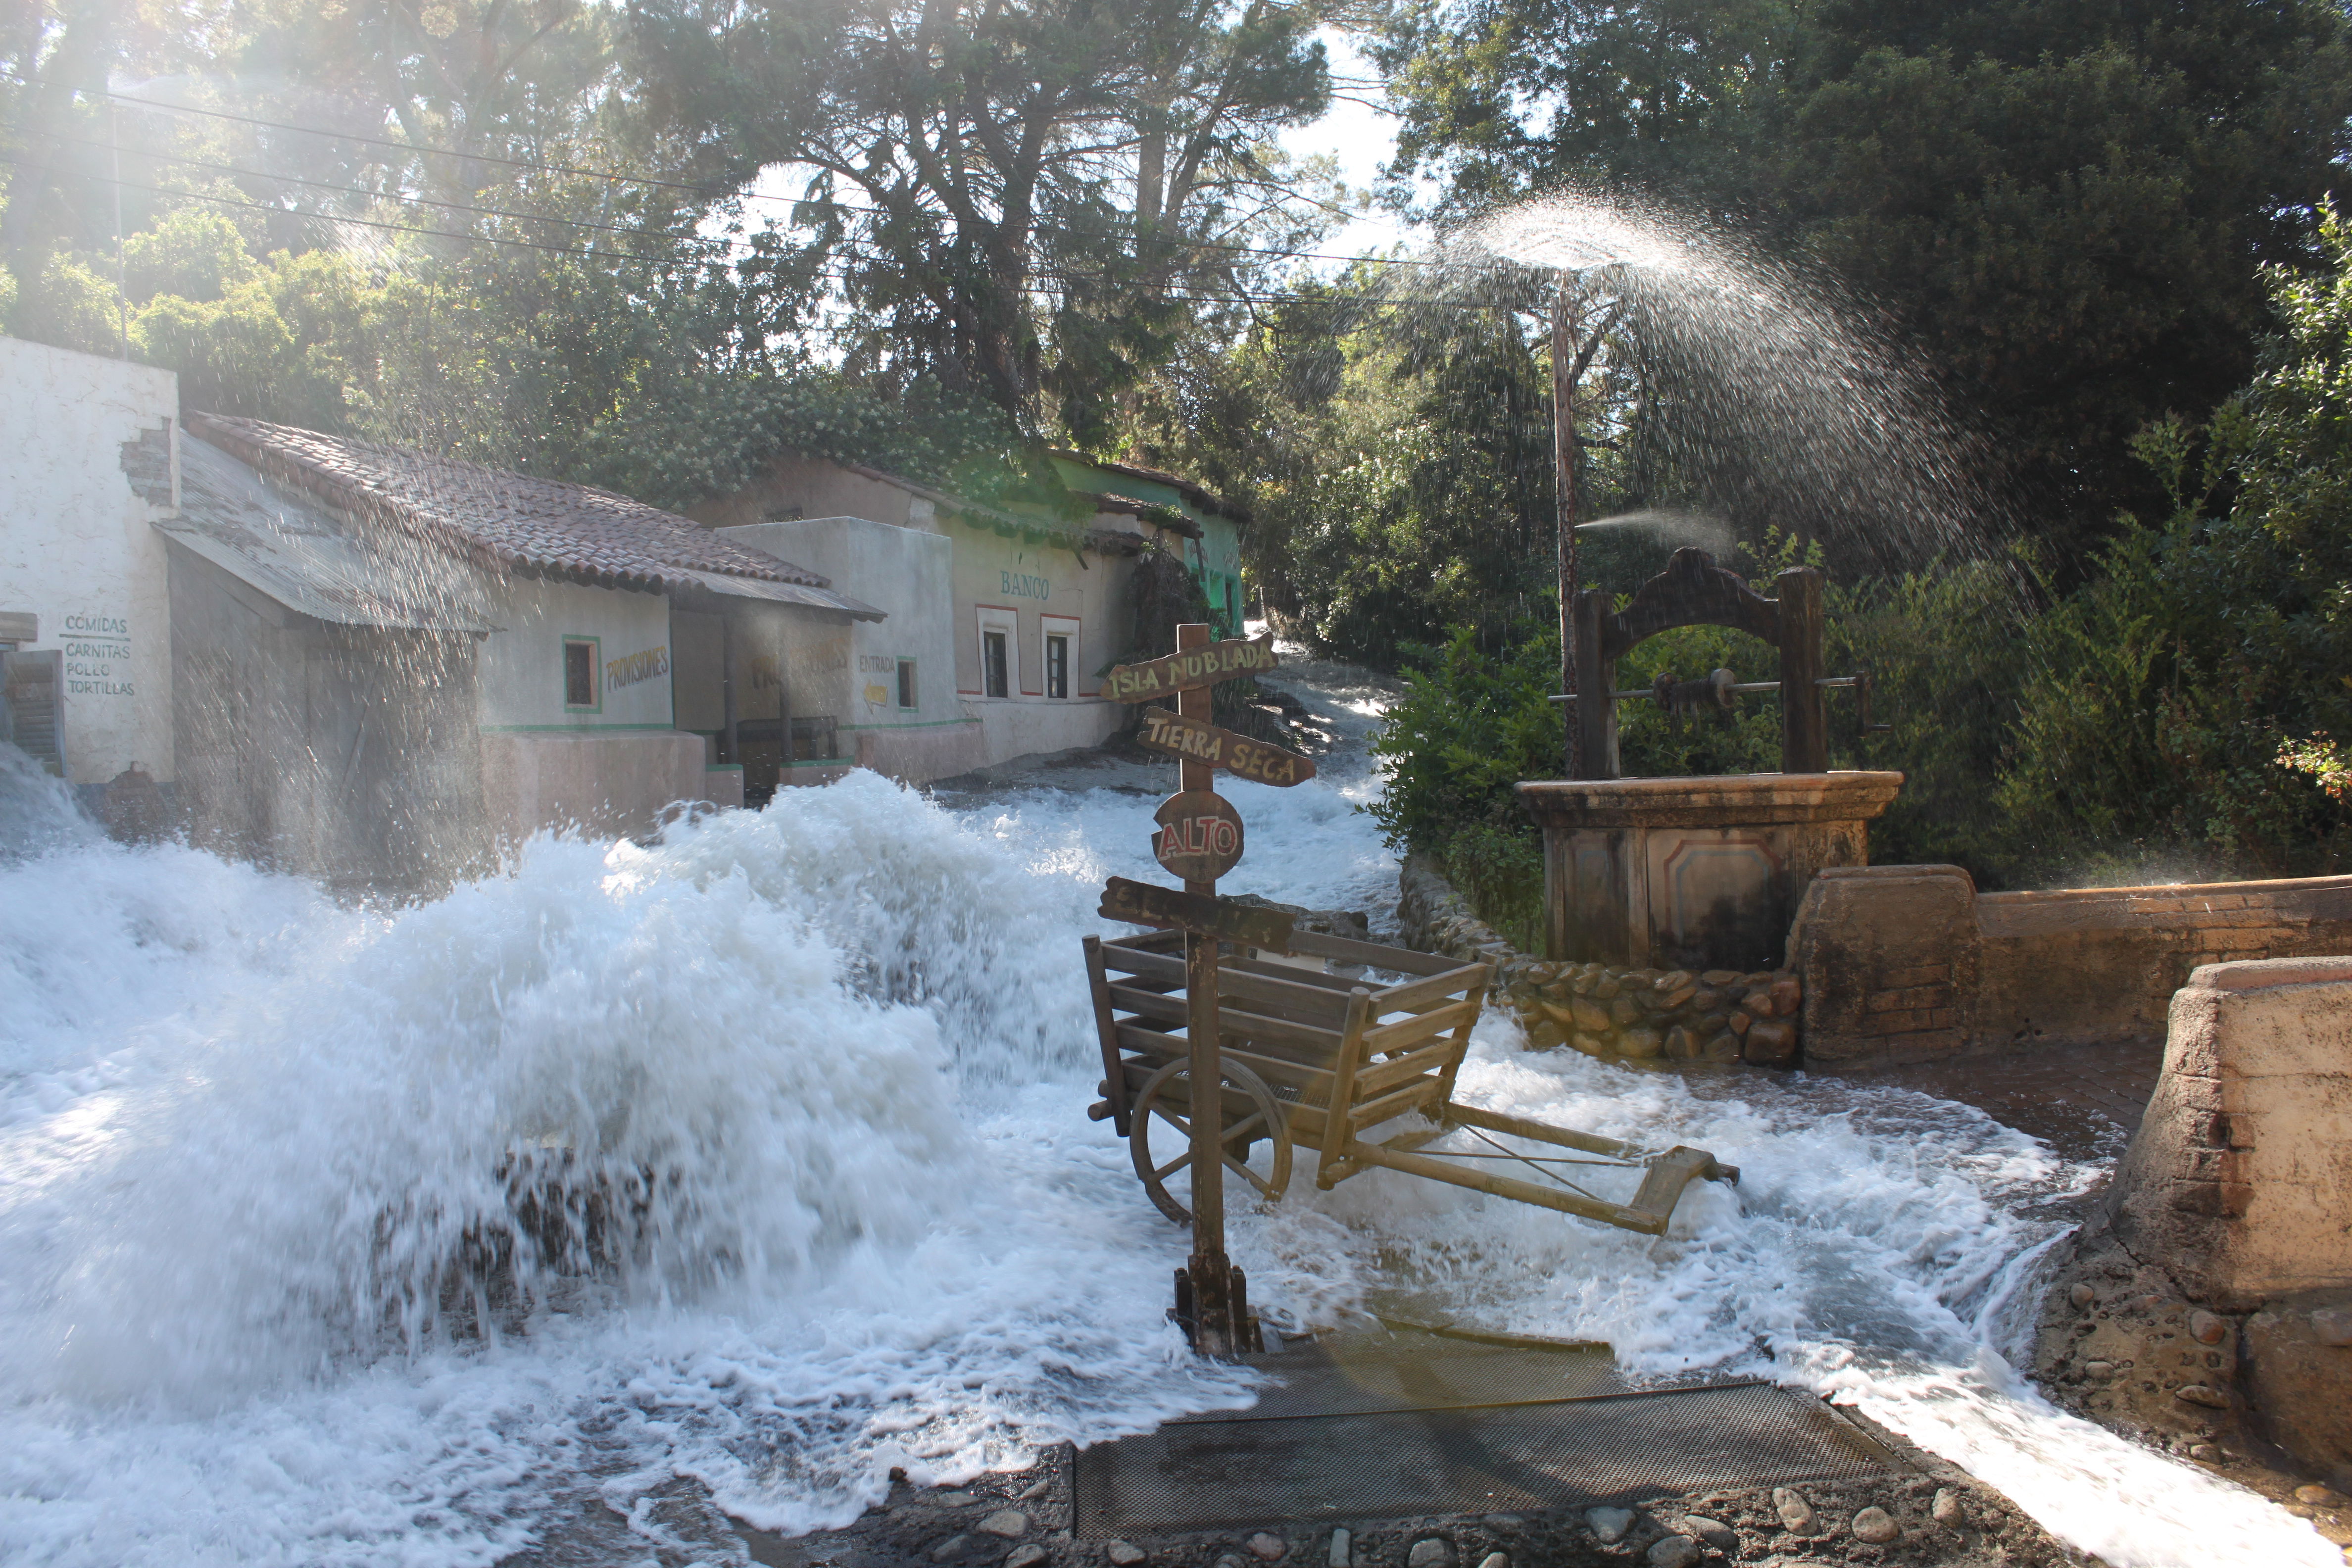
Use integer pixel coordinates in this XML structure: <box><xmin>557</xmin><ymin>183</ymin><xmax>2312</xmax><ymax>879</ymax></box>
<box><xmin>178</xmin><ymin>414</ymin><xmax>882</xmax><ymax>857</ymax></box>
<box><xmin>4</xmin><ymin>336</ymin><xmax>1254</xmax><ymax>887</ymax></box>
<box><xmin>0</xmin><ymin>338</ymin><xmax>181</xmax><ymax>798</ymax></box>
<box><xmin>2</xmin><ymin>338</ymin><xmax>883</xmax><ymax>887</ymax></box>
<box><xmin>689</xmin><ymin>448</ymin><xmax>1249</xmax><ymax>773</ymax></box>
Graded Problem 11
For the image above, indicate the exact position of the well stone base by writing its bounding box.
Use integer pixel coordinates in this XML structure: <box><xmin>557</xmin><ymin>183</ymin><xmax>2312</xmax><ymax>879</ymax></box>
<box><xmin>1516</xmin><ymin>772</ymin><xmax>1903</xmax><ymax>972</ymax></box>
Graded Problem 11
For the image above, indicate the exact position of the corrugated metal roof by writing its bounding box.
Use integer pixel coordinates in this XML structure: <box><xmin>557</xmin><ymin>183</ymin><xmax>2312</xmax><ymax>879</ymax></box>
<box><xmin>1046</xmin><ymin>447</ymin><xmax>1250</xmax><ymax>525</ymax></box>
<box><xmin>677</xmin><ymin>570</ymin><xmax>887</xmax><ymax>621</ymax></box>
<box><xmin>157</xmin><ymin>434</ymin><xmax>500</xmax><ymax>632</ymax></box>
<box><xmin>186</xmin><ymin>414</ymin><xmax>838</xmax><ymax>592</ymax></box>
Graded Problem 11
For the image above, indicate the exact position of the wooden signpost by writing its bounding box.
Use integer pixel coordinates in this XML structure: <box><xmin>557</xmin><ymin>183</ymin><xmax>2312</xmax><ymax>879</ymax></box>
<box><xmin>1085</xmin><ymin>633</ymin><xmax>1748</xmax><ymax>1359</ymax></box>
<box><xmin>1094</xmin><ymin>624</ymin><xmax>1305</xmax><ymax>1357</ymax></box>
<box><xmin>1098</xmin><ymin>875</ymin><xmax>1295</xmax><ymax>953</ymax></box>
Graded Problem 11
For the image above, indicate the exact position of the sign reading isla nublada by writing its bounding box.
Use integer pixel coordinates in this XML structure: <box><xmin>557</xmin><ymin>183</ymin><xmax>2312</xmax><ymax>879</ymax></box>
<box><xmin>1135</xmin><ymin>707</ymin><xmax>1318</xmax><ymax>788</ymax></box>
<box><xmin>1102</xmin><ymin>633</ymin><xmax>1277</xmax><ymax>703</ymax></box>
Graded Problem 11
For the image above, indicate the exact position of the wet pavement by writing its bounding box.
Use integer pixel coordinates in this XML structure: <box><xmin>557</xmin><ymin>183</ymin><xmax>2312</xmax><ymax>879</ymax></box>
<box><xmin>1834</xmin><ymin>1040</ymin><xmax>2167</xmax><ymax>1163</ymax></box>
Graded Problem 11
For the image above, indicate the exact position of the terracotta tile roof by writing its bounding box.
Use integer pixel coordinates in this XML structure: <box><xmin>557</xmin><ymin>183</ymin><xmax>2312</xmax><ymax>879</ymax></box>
<box><xmin>186</xmin><ymin>414</ymin><xmax>833</xmax><ymax>591</ymax></box>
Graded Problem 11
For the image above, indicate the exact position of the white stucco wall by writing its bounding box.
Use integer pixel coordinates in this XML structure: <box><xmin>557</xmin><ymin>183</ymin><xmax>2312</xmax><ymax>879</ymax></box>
<box><xmin>721</xmin><ymin>517</ymin><xmax>983</xmax><ymax>780</ymax></box>
<box><xmin>941</xmin><ymin>513</ymin><xmax>1129</xmax><ymax>766</ymax></box>
<box><xmin>0</xmin><ymin>337</ymin><xmax>180</xmax><ymax>783</ymax></box>
<box><xmin>475</xmin><ymin>575</ymin><xmax>675</xmax><ymax>733</ymax></box>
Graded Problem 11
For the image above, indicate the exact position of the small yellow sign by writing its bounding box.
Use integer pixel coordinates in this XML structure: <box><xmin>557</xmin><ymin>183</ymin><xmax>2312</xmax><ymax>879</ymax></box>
<box><xmin>865</xmin><ymin>683</ymin><xmax>891</xmax><ymax>705</ymax></box>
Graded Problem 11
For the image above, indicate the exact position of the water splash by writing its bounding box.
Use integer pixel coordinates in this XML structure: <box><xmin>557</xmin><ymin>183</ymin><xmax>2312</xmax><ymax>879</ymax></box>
<box><xmin>1575</xmin><ymin>508</ymin><xmax>1739</xmax><ymax>558</ymax></box>
<box><xmin>1434</xmin><ymin>186</ymin><xmax>2013</xmax><ymax>573</ymax></box>
<box><xmin>0</xmin><ymin>729</ymin><xmax>2336</xmax><ymax>1566</ymax></box>
<box><xmin>0</xmin><ymin>743</ymin><xmax>99</xmax><ymax>863</ymax></box>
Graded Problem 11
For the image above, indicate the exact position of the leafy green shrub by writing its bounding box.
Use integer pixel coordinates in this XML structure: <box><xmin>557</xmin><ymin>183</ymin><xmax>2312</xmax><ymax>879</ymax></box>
<box><xmin>1827</xmin><ymin>556</ymin><xmax>2032</xmax><ymax>882</ymax></box>
<box><xmin>1369</xmin><ymin>628</ymin><xmax>1560</xmax><ymax>943</ymax></box>
<box><xmin>1994</xmin><ymin>206</ymin><xmax>2352</xmax><ymax>880</ymax></box>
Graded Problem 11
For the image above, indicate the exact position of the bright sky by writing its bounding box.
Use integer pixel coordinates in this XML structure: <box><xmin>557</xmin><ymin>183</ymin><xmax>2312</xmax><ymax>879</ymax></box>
<box><xmin>1274</xmin><ymin>29</ymin><xmax>1414</xmax><ymax>272</ymax></box>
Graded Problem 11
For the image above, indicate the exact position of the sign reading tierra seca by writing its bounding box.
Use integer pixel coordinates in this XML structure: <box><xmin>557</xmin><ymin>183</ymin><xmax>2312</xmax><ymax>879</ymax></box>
<box><xmin>1102</xmin><ymin>634</ymin><xmax>1278</xmax><ymax>702</ymax></box>
<box><xmin>1135</xmin><ymin>706</ymin><xmax>1318</xmax><ymax>787</ymax></box>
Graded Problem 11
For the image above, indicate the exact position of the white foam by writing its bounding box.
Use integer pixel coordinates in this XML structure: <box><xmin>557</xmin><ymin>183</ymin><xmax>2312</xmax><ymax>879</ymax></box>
<box><xmin>0</xmin><ymin>738</ymin><xmax>2337</xmax><ymax>1568</ymax></box>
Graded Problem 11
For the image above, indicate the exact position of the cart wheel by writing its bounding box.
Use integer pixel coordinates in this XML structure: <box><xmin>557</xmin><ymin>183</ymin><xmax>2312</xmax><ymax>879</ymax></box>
<box><xmin>1129</xmin><ymin>1059</ymin><xmax>1292</xmax><ymax>1225</ymax></box>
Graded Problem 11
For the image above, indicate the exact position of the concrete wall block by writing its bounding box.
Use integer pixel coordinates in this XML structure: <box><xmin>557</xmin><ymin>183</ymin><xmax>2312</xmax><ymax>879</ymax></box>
<box><xmin>481</xmin><ymin>730</ymin><xmax>708</xmax><ymax>845</ymax></box>
<box><xmin>1791</xmin><ymin>864</ymin><xmax>1978</xmax><ymax>1068</ymax></box>
<box><xmin>853</xmin><ymin>719</ymin><xmax>988</xmax><ymax>784</ymax></box>
<box><xmin>2242</xmin><ymin>1298</ymin><xmax>2352</xmax><ymax>1491</ymax></box>
<box><xmin>2109</xmin><ymin>961</ymin><xmax>2352</xmax><ymax>1310</ymax></box>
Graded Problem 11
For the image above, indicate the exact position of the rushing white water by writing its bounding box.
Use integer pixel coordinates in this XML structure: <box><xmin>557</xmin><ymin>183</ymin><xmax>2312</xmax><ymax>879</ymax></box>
<box><xmin>0</xmin><ymin>678</ymin><xmax>2336</xmax><ymax>1568</ymax></box>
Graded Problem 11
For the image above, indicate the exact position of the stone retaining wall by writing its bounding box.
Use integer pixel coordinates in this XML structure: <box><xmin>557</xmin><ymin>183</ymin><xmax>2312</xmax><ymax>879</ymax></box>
<box><xmin>1793</xmin><ymin>865</ymin><xmax>2352</xmax><ymax>1070</ymax></box>
<box><xmin>2035</xmin><ymin>958</ymin><xmax>2352</xmax><ymax>1491</ymax></box>
<box><xmin>1399</xmin><ymin>852</ymin><xmax>1806</xmax><ymax>1068</ymax></box>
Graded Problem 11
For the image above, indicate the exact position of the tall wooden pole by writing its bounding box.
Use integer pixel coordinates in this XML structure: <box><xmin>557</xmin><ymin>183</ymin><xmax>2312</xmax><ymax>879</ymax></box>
<box><xmin>1175</xmin><ymin>621</ymin><xmax>1234</xmax><ymax>1355</ymax></box>
<box><xmin>1553</xmin><ymin>275</ymin><xmax>1584</xmax><ymax>780</ymax></box>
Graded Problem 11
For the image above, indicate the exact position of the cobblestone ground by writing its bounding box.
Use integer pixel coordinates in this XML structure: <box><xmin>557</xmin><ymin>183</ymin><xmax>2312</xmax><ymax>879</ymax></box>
<box><xmin>715</xmin><ymin>1433</ymin><xmax>2089</xmax><ymax>1568</ymax></box>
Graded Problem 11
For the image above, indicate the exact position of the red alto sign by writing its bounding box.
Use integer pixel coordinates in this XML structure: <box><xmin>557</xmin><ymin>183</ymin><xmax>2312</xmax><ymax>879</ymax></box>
<box><xmin>1153</xmin><ymin>790</ymin><xmax>1245</xmax><ymax>882</ymax></box>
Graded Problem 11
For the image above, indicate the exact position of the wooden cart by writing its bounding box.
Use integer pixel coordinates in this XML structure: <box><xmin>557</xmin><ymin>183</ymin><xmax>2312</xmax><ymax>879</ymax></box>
<box><xmin>1082</xmin><ymin>927</ymin><xmax>1737</xmax><ymax>1235</ymax></box>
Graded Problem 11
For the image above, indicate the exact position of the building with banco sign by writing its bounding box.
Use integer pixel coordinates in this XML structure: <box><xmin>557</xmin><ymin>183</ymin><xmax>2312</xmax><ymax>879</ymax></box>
<box><xmin>689</xmin><ymin>449</ymin><xmax>1249</xmax><ymax>772</ymax></box>
<box><xmin>4</xmin><ymin>336</ymin><xmax>1256</xmax><ymax>882</ymax></box>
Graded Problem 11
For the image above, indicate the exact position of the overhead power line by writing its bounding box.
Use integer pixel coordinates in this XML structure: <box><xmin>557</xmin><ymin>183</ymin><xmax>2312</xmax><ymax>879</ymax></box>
<box><xmin>25</xmin><ymin>74</ymin><xmax>1437</xmax><ymax>271</ymax></box>
<box><xmin>31</xmin><ymin>126</ymin><xmax>706</xmax><ymax>252</ymax></box>
<box><xmin>3</xmin><ymin>155</ymin><xmax>712</xmax><ymax>268</ymax></box>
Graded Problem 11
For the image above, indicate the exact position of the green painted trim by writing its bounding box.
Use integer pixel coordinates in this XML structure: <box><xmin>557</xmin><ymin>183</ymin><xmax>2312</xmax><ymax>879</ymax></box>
<box><xmin>562</xmin><ymin>632</ymin><xmax>602</xmax><ymax>712</ymax></box>
<box><xmin>783</xmin><ymin>758</ymin><xmax>853</xmax><ymax>769</ymax></box>
<box><xmin>837</xmin><ymin>717</ymin><xmax>983</xmax><ymax>731</ymax></box>
<box><xmin>477</xmin><ymin>722</ymin><xmax>686</xmax><ymax>734</ymax></box>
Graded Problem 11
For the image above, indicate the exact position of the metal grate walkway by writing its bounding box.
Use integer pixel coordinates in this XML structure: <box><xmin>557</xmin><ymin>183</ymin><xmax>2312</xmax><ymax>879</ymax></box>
<box><xmin>1075</xmin><ymin>1329</ymin><xmax>1903</xmax><ymax>1535</ymax></box>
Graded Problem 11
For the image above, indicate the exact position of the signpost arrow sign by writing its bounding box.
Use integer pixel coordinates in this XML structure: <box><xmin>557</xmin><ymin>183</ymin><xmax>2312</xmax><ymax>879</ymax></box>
<box><xmin>1134</xmin><ymin>706</ymin><xmax>1318</xmax><ymax>787</ymax></box>
<box><xmin>1098</xmin><ymin>875</ymin><xmax>1295</xmax><ymax>954</ymax></box>
<box><xmin>1102</xmin><ymin>633</ymin><xmax>1278</xmax><ymax>703</ymax></box>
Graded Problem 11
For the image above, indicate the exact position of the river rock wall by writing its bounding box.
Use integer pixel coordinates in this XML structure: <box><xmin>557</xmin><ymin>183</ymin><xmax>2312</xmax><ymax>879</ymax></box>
<box><xmin>1399</xmin><ymin>852</ymin><xmax>1806</xmax><ymax>1067</ymax></box>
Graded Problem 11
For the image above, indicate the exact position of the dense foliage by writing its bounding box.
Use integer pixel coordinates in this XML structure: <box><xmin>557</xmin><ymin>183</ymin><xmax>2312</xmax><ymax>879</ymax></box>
<box><xmin>1997</xmin><ymin>209</ymin><xmax>2352</xmax><ymax>879</ymax></box>
<box><xmin>626</xmin><ymin>0</ymin><xmax>1341</xmax><ymax>436</ymax></box>
<box><xmin>1375</xmin><ymin>0</ymin><xmax>2352</xmax><ymax>563</ymax></box>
